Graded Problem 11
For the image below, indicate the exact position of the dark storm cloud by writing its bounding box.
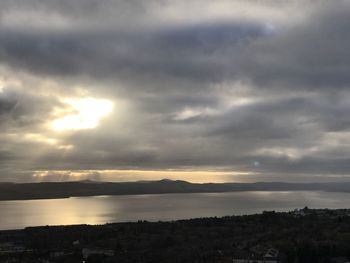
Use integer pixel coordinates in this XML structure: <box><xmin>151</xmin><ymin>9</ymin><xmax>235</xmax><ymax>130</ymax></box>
<box><xmin>0</xmin><ymin>94</ymin><xmax>16</xmax><ymax>115</ymax></box>
<box><xmin>0</xmin><ymin>22</ymin><xmax>265</xmax><ymax>84</ymax></box>
<box><xmin>240</xmin><ymin>2</ymin><xmax>350</xmax><ymax>91</ymax></box>
<box><xmin>0</xmin><ymin>88</ymin><xmax>57</xmax><ymax>131</ymax></box>
<box><xmin>1</xmin><ymin>0</ymin><xmax>350</xmax><ymax>182</ymax></box>
<box><xmin>206</xmin><ymin>98</ymin><xmax>308</xmax><ymax>139</ymax></box>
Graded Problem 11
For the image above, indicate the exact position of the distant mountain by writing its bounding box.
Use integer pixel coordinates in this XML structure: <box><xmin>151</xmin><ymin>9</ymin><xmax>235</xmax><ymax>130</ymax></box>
<box><xmin>0</xmin><ymin>180</ymin><xmax>350</xmax><ymax>201</ymax></box>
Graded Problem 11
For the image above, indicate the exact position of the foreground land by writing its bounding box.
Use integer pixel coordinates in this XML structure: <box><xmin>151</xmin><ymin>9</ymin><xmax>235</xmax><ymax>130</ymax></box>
<box><xmin>1</xmin><ymin>208</ymin><xmax>350</xmax><ymax>262</ymax></box>
<box><xmin>1</xmin><ymin>179</ymin><xmax>350</xmax><ymax>201</ymax></box>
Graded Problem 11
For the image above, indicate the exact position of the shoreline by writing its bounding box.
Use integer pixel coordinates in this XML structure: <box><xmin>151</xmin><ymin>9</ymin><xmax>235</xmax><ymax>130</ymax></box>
<box><xmin>1</xmin><ymin>180</ymin><xmax>350</xmax><ymax>201</ymax></box>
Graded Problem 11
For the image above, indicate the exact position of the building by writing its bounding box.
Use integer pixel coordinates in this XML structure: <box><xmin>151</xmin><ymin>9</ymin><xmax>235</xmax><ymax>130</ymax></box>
<box><xmin>82</xmin><ymin>248</ymin><xmax>115</xmax><ymax>259</ymax></box>
<box><xmin>232</xmin><ymin>247</ymin><xmax>280</xmax><ymax>263</ymax></box>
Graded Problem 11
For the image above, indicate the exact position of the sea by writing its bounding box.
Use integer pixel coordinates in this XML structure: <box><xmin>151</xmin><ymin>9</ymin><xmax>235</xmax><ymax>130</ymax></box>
<box><xmin>0</xmin><ymin>191</ymin><xmax>349</xmax><ymax>230</ymax></box>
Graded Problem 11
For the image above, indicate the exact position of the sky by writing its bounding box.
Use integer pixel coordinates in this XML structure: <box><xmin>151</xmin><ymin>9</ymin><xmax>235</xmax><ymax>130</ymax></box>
<box><xmin>1</xmin><ymin>0</ymin><xmax>350</xmax><ymax>183</ymax></box>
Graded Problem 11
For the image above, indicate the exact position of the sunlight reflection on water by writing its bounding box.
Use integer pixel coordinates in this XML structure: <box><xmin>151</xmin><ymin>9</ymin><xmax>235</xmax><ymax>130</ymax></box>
<box><xmin>0</xmin><ymin>191</ymin><xmax>349</xmax><ymax>230</ymax></box>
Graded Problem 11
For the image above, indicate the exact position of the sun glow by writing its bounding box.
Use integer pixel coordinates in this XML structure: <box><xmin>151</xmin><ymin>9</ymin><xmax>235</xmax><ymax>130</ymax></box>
<box><xmin>32</xmin><ymin>169</ymin><xmax>255</xmax><ymax>183</ymax></box>
<box><xmin>51</xmin><ymin>97</ymin><xmax>114</xmax><ymax>131</ymax></box>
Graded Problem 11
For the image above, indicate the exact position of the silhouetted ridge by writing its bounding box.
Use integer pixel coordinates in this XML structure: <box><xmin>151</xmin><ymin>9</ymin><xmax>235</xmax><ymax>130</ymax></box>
<box><xmin>0</xmin><ymin>180</ymin><xmax>350</xmax><ymax>201</ymax></box>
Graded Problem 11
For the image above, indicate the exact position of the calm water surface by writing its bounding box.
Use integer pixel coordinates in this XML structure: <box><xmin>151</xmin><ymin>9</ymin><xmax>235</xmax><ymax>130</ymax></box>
<box><xmin>0</xmin><ymin>191</ymin><xmax>349</xmax><ymax>230</ymax></box>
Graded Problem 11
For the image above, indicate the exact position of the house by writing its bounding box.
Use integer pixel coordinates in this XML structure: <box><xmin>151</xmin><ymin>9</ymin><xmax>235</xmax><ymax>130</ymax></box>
<box><xmin>0</xmin><ymin>242</ymin><xmax>28</xmax><ymax>254</ymax></box>
<box><xmin>264</xmin><ymin>248</ymin><xmax>279</xmax><ymax>259</ymax></box>
<box><xmin>232</xmin><ymin>248</ymin><xmax>280</xmax><ymax>263</ymax></box>
<box><xmin>232</xmin><ymin>257</ymin><xmax>280</xmax><ymax>263</ymax></box>
<box><xmin>82</xmin><ymin>248</ymin><xmax>115</xmax><ymax>259</ymax></box>
<box><xmin>292</xmin><ymin>209</ymin><xmax>306</xmax><ymax>217</ymax></box>
<box><xmin>72</xmin><ymin>240</ymin><xmax>80</xmax><ymax>246</ymax></box>
<box><xmin>50</xmin><ymin>250</ymin><xmax>73</xmax><ymax>259</ymax></box>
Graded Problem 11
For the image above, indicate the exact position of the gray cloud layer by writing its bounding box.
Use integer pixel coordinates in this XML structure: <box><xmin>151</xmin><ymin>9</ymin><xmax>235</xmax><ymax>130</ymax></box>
<box><xmin>1</xmin><ymin>0</ymin><xmax>350</xmax><ymax>182</ymax></box>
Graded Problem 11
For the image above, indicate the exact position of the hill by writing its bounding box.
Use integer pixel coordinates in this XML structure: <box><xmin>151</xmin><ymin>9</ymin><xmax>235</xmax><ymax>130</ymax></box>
<box><xmin>0</xmin><ymin>179</ymin><xmax>350</xmax><ymax>201</ymax></box>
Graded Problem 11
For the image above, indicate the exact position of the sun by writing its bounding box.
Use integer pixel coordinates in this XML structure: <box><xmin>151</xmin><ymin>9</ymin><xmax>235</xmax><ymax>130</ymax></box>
<box><xmin>51</xmin><ymin>97</ymin><xmax>114</xmax><ymax>131</ymax></box>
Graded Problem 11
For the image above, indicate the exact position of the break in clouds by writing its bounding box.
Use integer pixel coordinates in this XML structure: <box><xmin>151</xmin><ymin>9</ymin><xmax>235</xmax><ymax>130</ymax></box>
<box><xmin>1</xmin><ymin>0</ymin><xmax>350</xmax><ymax>182</ymax></box>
